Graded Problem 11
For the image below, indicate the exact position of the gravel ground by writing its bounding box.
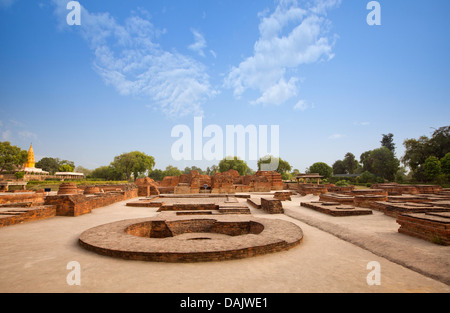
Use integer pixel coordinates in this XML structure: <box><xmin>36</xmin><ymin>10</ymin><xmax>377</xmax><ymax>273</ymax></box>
<box><xmin>0</xmin><ymin>194</ymin><xmax>449</xmax><ymax>293</ymax></box>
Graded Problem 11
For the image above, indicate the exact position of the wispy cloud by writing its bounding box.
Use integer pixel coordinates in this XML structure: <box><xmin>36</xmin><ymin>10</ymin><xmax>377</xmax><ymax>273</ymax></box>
<box><xmin>293</xmin><ymin>99</ymin><xmax>308</xmax><ymax>111</ymax></box>
<box><xmin>329</xmin><ymin>133</ymin><xmax>344</xmax><ymax>140</ymax></box>
<box><xmin>354</xmin><ymin>121</ymin><xmax>371</xmax><ymax>126</ymax></box>
<box><xmin>18</xmin><ymin>131</ymin><xmax>38</xmax><ymax>140</ymax></box>
<box><xmin>2</xmin><ymin>130</ymin><xmax>11</xmax><ymax>141</ymax></box>
<box><xmin>224</xmin><ymin>0</ymin><xmax>340</xmax><ymax>106</ymax></box>
<box><xmin>51</xmin><ymin>0</ymin><xmax>217</xmax><ymax>119</ymax></box>
<box><xmin>188</xmin><ymin>29</ymin><xmax>207</xmax><ymax>57</ymax></box>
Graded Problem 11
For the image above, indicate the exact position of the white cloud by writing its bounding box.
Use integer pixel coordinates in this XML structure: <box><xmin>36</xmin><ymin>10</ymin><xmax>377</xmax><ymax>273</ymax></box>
<box><xmin>188</xmin><ymin>29</ymin><xmax>207</xmax><ymax>57</ymax></box>
<box><xmin>253</xmin><ymin>77</ymin><xmax>298</xmax><ymax>106</ymax></box>
<box><xmin>18</xmin><ymin>131</ymin><xmax>38</xmax><ymax>140</ymax></box>
<box><xmin>51</xmin><ymin>0</ymin><xmax>217</xmax><ymax>118</ymax></box>
<box><xmin>293</xmin><ymin>99</ymin><xmax>308</xmax><ymax>111</ymax></box>
<box><xmin>224</xmin><ymin>0</ymin><xmax>339</xmax><ymax>106</ymax></box>
<box><xmin>328</xmin><ymin>133</ymin><xmax>343</xmax><ymax>140</ymax></box>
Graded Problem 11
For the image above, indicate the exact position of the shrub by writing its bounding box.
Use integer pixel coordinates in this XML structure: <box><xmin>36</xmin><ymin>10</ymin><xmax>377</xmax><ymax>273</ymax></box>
<box><xmin>335</xmin><ymin>180</ymin><xmax>350</xmax><ymax>187</ymax></box>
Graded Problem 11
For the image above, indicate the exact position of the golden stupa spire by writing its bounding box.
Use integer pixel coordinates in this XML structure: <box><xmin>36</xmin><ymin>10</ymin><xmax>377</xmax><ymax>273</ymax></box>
<box><xmin>25</xmin><ymin>143</ymin><xmax>35</xmax><ymax>168</ymax></box>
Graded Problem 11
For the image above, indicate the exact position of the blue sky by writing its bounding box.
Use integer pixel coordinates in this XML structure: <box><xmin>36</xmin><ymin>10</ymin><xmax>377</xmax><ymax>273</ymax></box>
<box><xmin>0</xmin><ymin>0</ymin><xmax>449</xmax><ymax>173</ymax></box>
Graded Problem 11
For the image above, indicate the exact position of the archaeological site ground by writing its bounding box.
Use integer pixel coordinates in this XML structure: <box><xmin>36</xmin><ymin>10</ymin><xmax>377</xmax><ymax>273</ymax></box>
<box><xmin>1</xmin><ymin>170</ymin><xmax>449</xmax><ymax>294</ymax></box>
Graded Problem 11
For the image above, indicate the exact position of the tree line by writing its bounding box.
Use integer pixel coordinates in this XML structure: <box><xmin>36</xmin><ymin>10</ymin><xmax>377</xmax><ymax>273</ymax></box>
<box><xmin>1</xmin><ymin>125</ymin><xmax>448</xmax><ymax>185</ymax></box>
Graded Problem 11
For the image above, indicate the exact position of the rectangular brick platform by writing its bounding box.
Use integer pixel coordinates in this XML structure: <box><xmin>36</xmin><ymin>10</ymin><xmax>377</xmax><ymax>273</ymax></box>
<box><xmin>0</xmin><ymin>205</ymin><xmax>56</xmax><ymax>227</ymax></box>
<box><xmin>370</xmin><ymin>201</ymin><xmax>449</xmax><ymax>218</ymax></box>
<box><xmin>397</xmin><ymin>212</ymin><xmax>450</xmax><ymax>245</ymax></box>
<box><xmin>301</xmin><ymin>201</ymin><xmax>372</xmax><ymax>217</ymax></box>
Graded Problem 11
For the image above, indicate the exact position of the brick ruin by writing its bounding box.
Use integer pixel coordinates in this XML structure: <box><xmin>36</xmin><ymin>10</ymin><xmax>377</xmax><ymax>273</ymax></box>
<box><xmin>301</xmin><ymin>182</ymin><xmax>450</xmax><ymax>245</ymax></box>
<box><xmin>157</xmin><ymin>170</ymin><xmax>283</xmax><ymax>195</ymax></box>
<box><xmin>78</xmin><ymin>214</ymin><xmax>303</xmax><ymax>262</ymax></box>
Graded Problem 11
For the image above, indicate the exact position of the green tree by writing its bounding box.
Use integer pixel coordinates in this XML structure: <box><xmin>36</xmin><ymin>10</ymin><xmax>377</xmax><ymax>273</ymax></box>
<box><xmin>0</xmin><ymin>142</ymin><xmax>28</xmax><ymax>172</ymax></box>
<box><xmin>36</xmin><ymin>157</ymin><xmax>60</xmax><ymax>174</ymax></box>
<box><xmin>59</xmin><ymin>164</ymin><xmax>75</xmax><ymax>172</ymax></box>
<box><xmin>428</xmin><ymin>126</ymin><xmax>450</xmax><ymax>159</ymax></box>
<box><xmin>163</xmin><ymin>165</ymin><xmax>183</xmax><ymax>177</ymax></box>
<box><xmin>307</xmin><ymin>162</ymin><xmax>333</xmax><ymax>179</ymax></box>
<box><xmin>423</xmin><ymin>156</ymin><xmax>441</xmax><ymax>181</ymax></box>
<box><xmin>332</xmin><ymin>160</ymin><xmax>346</xmax><ymax>175</ymax></box>
<box><xmin>368</xmin><ymin>147</ymin><xmax>400</xmax><ymax>181</ymax></box>
<box><xmin>402</xmin><ymin>126</ymin><xmax>449</xmax><ymax>172</ymax></box>
<box><xmin>219</xmin><ymin>157</ymin><xmax>250</xmax><ymax>176</ymax></box>
<box><xmin>112</xmin><ymin>151</ymin><xmax>155</xmax><ymax>181</ymax></box>
<box><xmin>381</xmin><ymin>133</ymin><xmax>396</xmax><ymax>153</ymax></box>
<box><xmin>360</xmin><ymin>150</ymin><xmax>374</xmax><ymax>173</ymax></box>
<box><xmin>343</xmin><ymin>152</ymin><xmax>359</xmax><ymax>174</ymax></box>
<box><xmin>441</xmin><ymin>153</ymin><xmax>450</xmax><ymax>176</ymax></box>
<box><xmin>91</xmin><ymin>166</ymin><xmax>124</xmax><ymax>181</ymax></box>
<box><xmin>75</xmin><ymin>166</ymin><xmax>93</xmax><ymax>177</ymax></box>
<box><xmin>148</xmin><ymin>169</ymin><xmax>165</xmax><ymax>181</ymax></box>
<box><xmin>257</xmin><ymin>155</ymin><xmax>292</xmax><ymax>175</ymax></box>
<box><xmin>183</xmin><ymin>166</ymin><xmax>205</xmax><ymax>175</ymax></box>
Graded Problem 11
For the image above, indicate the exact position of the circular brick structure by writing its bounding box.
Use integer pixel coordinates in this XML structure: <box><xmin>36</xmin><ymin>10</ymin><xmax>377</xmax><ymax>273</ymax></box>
<box><xmin>57</xmin><ymin>183</ymin><xmax>79</xmax><ymax>195</ymax></box>
<box><xmin>79</xmin><ymin>216</ymin><xmax>303</xmax><ymax>262</ymax></box>
<box><xmin>83</xmin><ymin>186</ymin><xmax>101</xmax><ymax>195</ymax></box>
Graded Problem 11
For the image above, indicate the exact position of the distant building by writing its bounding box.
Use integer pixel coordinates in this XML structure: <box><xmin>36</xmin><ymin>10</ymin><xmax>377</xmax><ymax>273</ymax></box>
<box><xmin>55</xmin><ymin>172</ymin><xmax>85</xmax><ymax>180</ymax></box>
<box><xmin>23</xmin><ymin>144</ymin><xmax>49</xmax><ymax>175</ymax></box>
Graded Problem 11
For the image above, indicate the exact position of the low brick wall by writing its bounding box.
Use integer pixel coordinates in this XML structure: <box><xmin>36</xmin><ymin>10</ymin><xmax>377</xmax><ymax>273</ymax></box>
<box><xmin>319</xmin><ymin>193</ymin><xmax>354</xmax><ymax>205</ymax></box>
<box><xmin>0</xmin><ymin>192</ymin><xmax>45</xmax><ymax>206</ymax></box>
<box><xmin>370</xmin><ymin>201</ymin><xmax>449</xmax><ymax>218</ymax></box>
<box><xmin>397</xmin><ymin>212</ymin><xmax>450</xmax><ymax>245</ymax></box>
<box><xmin>301</xmin><ymin>201</ymin><xmax>372</xmax><ymax>217</ymax></box>
<box><xmin>0</xmin><ymin>205</ymin><xmax>56</xmax><ymax>227</ymax></box>
<box><xmin>45</xmin><ymin>187</ymin><xmax>138</xmax><ymax>217</ymax></box>
<box><xmin>353</xmin><ymin>195</ymin><xmax>388</xmax><ymax>208</ymax></box>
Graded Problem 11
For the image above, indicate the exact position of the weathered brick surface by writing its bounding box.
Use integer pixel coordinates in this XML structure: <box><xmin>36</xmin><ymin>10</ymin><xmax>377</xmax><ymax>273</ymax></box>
<box><xmin>45</xmin><ymin>185</ymin><xmax>138</xmax><ymax>217</ymax></box>
<box><xmin>0</xmin><ymin>205</ymin><xmax>56</xmax><ymax>227</ymax></box>
<box><xmin>261</xmin><ymin>198</ymin><xmax>284</xmax><ymax>214</ymax></box>
<box><xmin>273</xmin><ymin>192</ymin><xmax>292</xmax><ymax>201</ymax></box>
<box><xmin>79</xmin><ymin>216</ymin><xmax>303</xmax><ymax>262</ymax></box>
<box><xmin>319</xmin><ymin>193</ymin><xmax>354</xmax><ymax>205</ymax></box>
<box><xmin>353</xmin><ymin>195</ymin><xmax>388</xmax><ymax>208</ymax></box>
<box><xmin>301</xmin><ymin>201</ymin><xmax>372</xmax><ymax>217</ymax></box>
<box><xmin>397</xmin><ymin>212</ymin><xmax>450</xmax><ymax>245</ymax></box>
<box><xmin>0</xmin><ymin>192</ymin><xmax>45</xmax><ymax>206</ymax></box>
<box><xmin>57</xmin><ymin>183</ymin><xmax>79</xmax><ymax>195</ymax></box>
<box><xmin>370</xmin><ymin>201</ymin><xmax>449</xmax><ymax>218</ymax></box>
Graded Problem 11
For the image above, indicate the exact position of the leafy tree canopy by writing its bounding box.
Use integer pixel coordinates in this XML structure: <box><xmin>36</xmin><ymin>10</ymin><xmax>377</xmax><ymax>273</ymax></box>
<box><xmin>219</xmin><ymin>156</ymin><xmax>251</xmax><ymax>176</ymax></box>
<box><xmin>0</xmin><ymin>142</ymin><xmax>28</xmax><ymax>172</ymax></box>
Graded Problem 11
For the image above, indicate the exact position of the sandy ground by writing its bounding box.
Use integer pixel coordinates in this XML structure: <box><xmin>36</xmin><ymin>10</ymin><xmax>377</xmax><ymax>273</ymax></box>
<box><xmin>0</xmin><ymin>194</ymin><xmax>449</xmax><ymax>293</ymax></box>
